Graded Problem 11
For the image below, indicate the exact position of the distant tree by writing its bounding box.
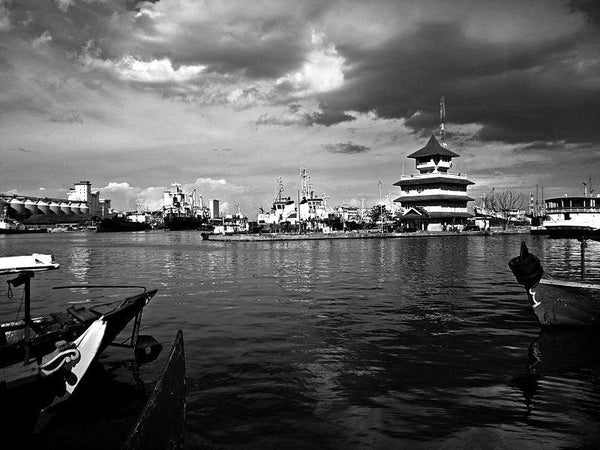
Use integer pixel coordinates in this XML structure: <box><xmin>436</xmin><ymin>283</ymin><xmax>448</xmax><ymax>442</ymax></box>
<box><xmin>369</xmin><ymin>205</ymin><xmax>393</xmax><ymax>224</ymax></box>
<box><xmin>486</xmin><ymin>189</ymin><xmax>526</xmax><ymax>230</ymax></box>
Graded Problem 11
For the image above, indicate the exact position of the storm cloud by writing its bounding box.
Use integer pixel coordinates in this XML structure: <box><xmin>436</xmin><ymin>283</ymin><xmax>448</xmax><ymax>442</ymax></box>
<box><xmin>1</xmin><ymin>0</ymin><xmax>599</xmax><ymax>211</ymax></box>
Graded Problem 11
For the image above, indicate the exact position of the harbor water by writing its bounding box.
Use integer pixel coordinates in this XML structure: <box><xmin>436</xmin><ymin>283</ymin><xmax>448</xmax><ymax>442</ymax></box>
<box><xmin>1</xmin><ymin>232</ymin><xmax>599</xmax><ymax>449</ymax></box>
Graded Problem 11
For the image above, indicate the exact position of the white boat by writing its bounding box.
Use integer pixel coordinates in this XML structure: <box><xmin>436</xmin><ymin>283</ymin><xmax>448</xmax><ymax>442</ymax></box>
<box><xmin>543</xmin><ymin>194</ymin><xmax>600</xmax><ymax>240</ymax></box>
<box><xmin>509</xmin><ymin>242</ymin><xmax>600</xmax><ymax>327</ymax></box>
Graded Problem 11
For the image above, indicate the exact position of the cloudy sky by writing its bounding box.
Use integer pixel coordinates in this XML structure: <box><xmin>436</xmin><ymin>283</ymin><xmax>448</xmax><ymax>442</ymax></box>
<box><xmin>1</xmin><ymin>0</ymin><xmax>599</xmax><ymax>214</ymax></box>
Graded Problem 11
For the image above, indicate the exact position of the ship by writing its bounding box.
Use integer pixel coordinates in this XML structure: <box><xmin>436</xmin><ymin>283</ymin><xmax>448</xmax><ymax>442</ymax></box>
<box><xmin>542</xmin><ymin>180</ymin><xmax>600</xmax><ymax>240</ymax></box>
<box><xmin>256</xmin><ymin>177</ymin><xmax>297</xmax><ymax>229</ymax></box>
<box><xmin>97</xmin><ymin>213</ymin><xmax>150</xmax><ymax>232</ymax></box>
<box><xmin>162</xmin><ymin>184</ymin><xmax>207</xmax><ymax>231</ymax></box>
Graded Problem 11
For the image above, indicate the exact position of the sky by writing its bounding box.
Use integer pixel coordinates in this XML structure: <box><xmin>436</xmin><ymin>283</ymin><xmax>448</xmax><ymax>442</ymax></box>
<box><xmin>1</xmin><ymin>0</ymin><xmax>599</xmax><ymax>215</ymax></box>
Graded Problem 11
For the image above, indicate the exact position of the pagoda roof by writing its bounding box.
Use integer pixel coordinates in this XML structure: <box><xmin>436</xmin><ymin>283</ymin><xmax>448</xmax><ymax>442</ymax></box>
<box><xmin>394</xmin><ymin>194</ymin><xmax>475</xmax><ymax>203</ymax></box>
<box><xmin>394</xmin><ymin>176</ymin><xmax>474</xmax><ymax>187</ymax></box>
<box><xmin>407</xmin><ymin>135</ymin><xmax>459</xmax><ymax>159</ymax></box>
<box><xmin>402</xmin><ymin>208</ymin><xmax>472</xmax><ymax>219</ymax></box>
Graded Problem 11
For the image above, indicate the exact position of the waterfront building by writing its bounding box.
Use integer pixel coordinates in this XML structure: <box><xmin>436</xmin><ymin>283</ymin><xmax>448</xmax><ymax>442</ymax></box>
<box><xmin>394</xmin><ymin>135</ymin><xmax>474</xmax><ymax>231</ymax></box>
<box><xmin>209</xmin><ymin>199</ymin><xmax>220</xmax><ymax>219</ymax></box>
<box><xmin>67</xmin><ymin>180</ymin><xmax>102</xmax><ymax>216</ymax></box>
<box><xmin>99</xmin><ymin>199</ymin><xmax>112</xmax><ymax>217</ymax></box>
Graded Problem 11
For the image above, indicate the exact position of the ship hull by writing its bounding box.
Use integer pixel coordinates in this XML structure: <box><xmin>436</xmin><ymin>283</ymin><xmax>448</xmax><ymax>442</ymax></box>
<box><xmin>164</xmin><ymin>215</ymin><xmax>201</xmax><ymax>231</ymax></box>
<box><xmin>526</xmin><ymin>279</ymin><xmax>600</xmax><ymax>327</ymax></box>
<box><xmin>97</xmin><ymin>218</ymin><xmax>149</xmax><ymax>232</ymax></box>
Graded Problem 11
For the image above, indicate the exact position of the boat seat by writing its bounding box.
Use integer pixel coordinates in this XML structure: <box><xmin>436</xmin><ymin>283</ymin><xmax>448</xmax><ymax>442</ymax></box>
<box><xmin>67</xmin><ymin>305</ymin><xmax>101</xmax><ymax>323</ymax></box>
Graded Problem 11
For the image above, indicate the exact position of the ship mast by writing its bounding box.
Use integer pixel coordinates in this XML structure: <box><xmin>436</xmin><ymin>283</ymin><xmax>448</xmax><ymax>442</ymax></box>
<box><xmin>275</xmin><ymin>176</ymin><xmax>284</xmax><ymax>202</ymax></box>
<box><xmin>300</xmin><ymin>166</ymin><xmax>312</xmax><ymax>199</ymax></box>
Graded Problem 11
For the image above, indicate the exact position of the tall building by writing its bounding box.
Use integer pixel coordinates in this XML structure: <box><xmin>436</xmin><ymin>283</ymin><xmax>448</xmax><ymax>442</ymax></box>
<box><xmin>209</xmin><ymin>199</ymin><xmax>220</xmax><ymax>219</ymax></box>
<box><xmin>394</xmin><ymin>135</ymin><xmax>474</xmax><ymax>231</ymax></box>
<box><xmin>67</xmin><ymin>180</ymin><xmax>102</xmax><ymax>216</ymax></box>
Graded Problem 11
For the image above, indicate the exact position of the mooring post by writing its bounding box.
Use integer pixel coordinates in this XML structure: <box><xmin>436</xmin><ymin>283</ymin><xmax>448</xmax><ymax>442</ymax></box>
<box><xmin>23</xmin><ymin>271</ymin><xmax>33</xmax><ymax>365</ymax></box>
<box><xmin>580</xmin><ymin>238</ymin><xmax>587</xmax><ymax>280</ymax></box>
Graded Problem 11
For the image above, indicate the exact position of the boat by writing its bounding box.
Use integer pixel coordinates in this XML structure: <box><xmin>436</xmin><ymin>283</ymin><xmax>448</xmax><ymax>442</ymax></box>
<box><xmin>0</xmin><ymin>254</ymin><xmax>159</xmax><ymax>432</ymax></box>
<box><xmin>542</xmin><ymin>192</ymin><xmax>600</xmax><ymax>240</ymax></box>
<box><xmin>97</xmin><ymin>213</ymin><xmax>150</xmax><ymax>232</ymax></box>
<box><xmin>0</xmin><ymin>255</ymin><xmax>104</xmax><ymax>432</ymax></box>
<box><xmin>0</xmin><ymin>215</ymin><xmax>47</xmax><ymax>234</ymax></box>
<box><xmin>256</xmin><ymin>177</ymin><xmax>298</xmax><ymax>231</ymax></box>
<box><xmin>122</xmin><ymin>330</ymin><xmax>186</xmax><ymax>450</ymax></box>
<box><xmin>162</xmin><ymin>184</ymin><xmax>207</xmax><ymax>231</ymax></box>
<box><xmin>509</xmin><ymin>241</ymin><xmax>600</xmax><ymax>327</ymax></box>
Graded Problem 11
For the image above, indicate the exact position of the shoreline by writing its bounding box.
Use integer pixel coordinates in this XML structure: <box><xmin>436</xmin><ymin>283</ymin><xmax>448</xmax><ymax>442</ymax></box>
<box><xmin>202</xmin><ymin>229</ymin><xmax>529</xmax><ymax>242</ymax></box>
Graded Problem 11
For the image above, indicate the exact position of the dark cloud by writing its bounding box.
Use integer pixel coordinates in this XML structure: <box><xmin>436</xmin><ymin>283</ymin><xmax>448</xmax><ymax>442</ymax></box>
<box><xmin>311</xmin><ymin>20</ymin><xmax>600</xmax><ymax>145</ymax></box>
<box><xmin>48</xmin><ymin>110</ymin><xmax>83</xmax><ymax>123</ymax></box>
<box><xmin>569</xmin><ymin>0</ymin><xmax>600</xmax><ymax>24</ymax></box>
<box><xmin>125</xmin><ymin>3</ymin><xmax>329</xmax><ymax>80</ymax></box>
<box><xmin>304</xmin><ymin>106</ymin><xmax>356</xmax><ymax>127</ymax></box>
<box><xmin>322</xmin><ymin>142</ymin><xmax>370</xmax><ymax>154</ymax></box>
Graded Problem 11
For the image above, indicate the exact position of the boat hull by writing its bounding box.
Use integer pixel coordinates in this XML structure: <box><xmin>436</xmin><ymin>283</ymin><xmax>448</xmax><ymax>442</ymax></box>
<box><xmin>526</xmin><ymin>279</ymin><xmax>600</xmax><ymax>327</ymax></box>
<box><xmin>545</xmin><ymin>226</ymin><xmax>600</xmax><ymax>240</ymax></box>
<box><xmin>97</xmin><ymin>218</ymin><xmax>149</xmax><ymax>232</ymax></box>
<box><xmin>0</xmin><ymin>290</ymin><xmax>157</xmax><ymax>367</ymax></box>
<box><xmin>163</xmin><ymin>215</ymin><xmax>201</xmax><ymax>231</ymax></box>
<box><xmin>123</xmin><ymin>330</ymin><xmax>186</xmax><ymax>449</ymax></box>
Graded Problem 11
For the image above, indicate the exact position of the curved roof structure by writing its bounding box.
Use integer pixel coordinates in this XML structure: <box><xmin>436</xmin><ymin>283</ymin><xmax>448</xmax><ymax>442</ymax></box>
<box><xmin>407</xmin><ymin>135</ymin><xmax>459</xmax><ymax>159</ymax></box>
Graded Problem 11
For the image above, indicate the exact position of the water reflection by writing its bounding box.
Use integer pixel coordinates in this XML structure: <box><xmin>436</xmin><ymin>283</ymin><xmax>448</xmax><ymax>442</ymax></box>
<box><xmin>68</xmin><ymin>246</ymin><xmax>90</xmax><ymax>283</ymax></box>
<box><xmin>513</xmin><ymin>328</ymin><xmax>600</xmax><ymax>416</ymax></box>
<box><xmin>1</xmin><ymin>233</ymin><xmax>599</xmax><ymax>448</ymax></box>
<box><xmin>537</xmin><ymin>238</ymin><xmax>600</xmax><ymax>282</ymax></box>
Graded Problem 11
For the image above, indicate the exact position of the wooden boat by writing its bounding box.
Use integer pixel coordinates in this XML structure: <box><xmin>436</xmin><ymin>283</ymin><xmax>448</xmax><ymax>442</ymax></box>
<box><xmin>0</xmin><ymin>255</ymin><xmax>103</xmax><ymax>432</ymax></box>
<box><xmin>0</xmin><ymin>254</ymin><xmax>159</xmax><ymax>432</ymax></box>
<box><xmin>509</xmin><ymin>242</ymin><xmax>600</xmax><ymax>327</ymax></box>
<box><xmin>123</xmin><ymin>330</ymin><xmax>186</xmax><ymax>450</ymax></box>
<box><xmin>1</xmin><ymin>286</ymin><xmax>158</xmax><ymax>368</ymax></box>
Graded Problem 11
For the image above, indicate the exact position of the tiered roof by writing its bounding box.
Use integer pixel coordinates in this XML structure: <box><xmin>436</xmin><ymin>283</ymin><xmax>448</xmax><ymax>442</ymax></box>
<box><xmin>407</xmin><ymin>135</ymin><xmax>459</xmax><ymax>159</ymax></box>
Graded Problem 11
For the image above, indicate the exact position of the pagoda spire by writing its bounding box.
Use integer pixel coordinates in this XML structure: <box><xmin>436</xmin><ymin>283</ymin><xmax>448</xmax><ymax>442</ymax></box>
<box><xmin>439</xmin><ymin>96</ymin><xmax>446</xmax><ymax>147</ymax></box>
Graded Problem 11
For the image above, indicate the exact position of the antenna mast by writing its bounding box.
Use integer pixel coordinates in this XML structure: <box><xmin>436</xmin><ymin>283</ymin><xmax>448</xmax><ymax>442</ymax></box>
<box><xmin>439</xmin><ymin>96</ymin><xmax>446</xmax><ymax>147</ymax></box>
<box><xmin>275</xmin><ymin>176</ymin><xmax>284</xmax><ymax>202</ymax></box>
<box><xmin>300</xmin><ymin>166</ymin><xmax>312</xmax><ymax>199</ymax></box>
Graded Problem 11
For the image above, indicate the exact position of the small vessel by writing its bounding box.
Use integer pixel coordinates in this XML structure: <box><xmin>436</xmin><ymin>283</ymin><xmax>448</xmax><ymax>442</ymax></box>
<box><xmin>0</xmin><ymin>255</ymin><xmax>103</xmax><ymax>432</ymax></box>
<box><xmin>542</xmin><ymin>186</ymin><xmax>600</xmax><ymax>240</ymax></box>
<box><xmin>509</xmin><ymin>241</ymin><xmax>600</xmax><ymax>327</ymax></box>
<box><xmin>0</xmin><ymin>209</ymin><xmax>47</xmax><ymax>234</ymax></box>
<box><xmin>122</xmin><ymin>330</ymin><xmax>186</xmax><ymax>450</ymax></box>
<box><xmin>0</xmin><ymin>254</ymin><xmax>159</xmax><ymax>432</ymax></box>
<box><xmin>97</xmin><ymin>213</ymin><xmax>150</xmax><ymax>232</ymax></box>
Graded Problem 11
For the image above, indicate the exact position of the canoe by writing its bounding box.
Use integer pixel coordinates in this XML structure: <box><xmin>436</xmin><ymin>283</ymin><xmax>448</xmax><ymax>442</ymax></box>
<box><xmin>509</xmin><ymin>242</ymin><xmax>600</xmax><ymax>327</ymax></box>
<box><xmin>122</xmin><ymin>330</ymin><xmax>186</xmax><ymax>450</ymax></box>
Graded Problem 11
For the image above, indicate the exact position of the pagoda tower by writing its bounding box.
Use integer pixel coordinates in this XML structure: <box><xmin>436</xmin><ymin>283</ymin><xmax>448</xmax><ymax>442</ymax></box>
<box><xmin>393</xmin><ymin>134</ymin><xmax>474</xmax><ymax>231</ymax></box>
